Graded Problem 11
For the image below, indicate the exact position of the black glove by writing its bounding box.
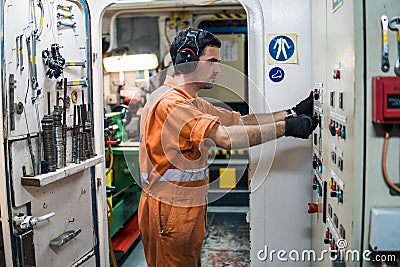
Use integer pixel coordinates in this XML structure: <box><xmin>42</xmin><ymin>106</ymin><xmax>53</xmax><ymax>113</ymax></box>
<box><xmin>284</xmin><ymin>115</ymin><xmax>318</xmax><ymax>139</ymax></box>
<box><xmin>292</xmin><ymin>91</ymin><xmax>314</xmax><ymax>116</ymax></box>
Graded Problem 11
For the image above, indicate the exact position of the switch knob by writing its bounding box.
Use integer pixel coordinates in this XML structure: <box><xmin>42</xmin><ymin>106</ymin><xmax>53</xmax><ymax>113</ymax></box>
<box><xmin>333</xmin><ymin>69</ymin><xmax>340</xmax><ymax>79</ymax></box>
<box><xmin>341</xmin><ymin>126</ymin><xmax>346</xmax><ymax>139</ymax></box>
<box><xmin>338</xmin><ymin>190</ymin><xmax>343</xmax><ymax>203</ymax></box>
<box><xmin>330</xmin><ymin>121</ymin><xmax>336</xmax><ymax>136</ymax></box>
<box><xmin>337</xmin><ymin>124</ymin><xmax>342</xmax><ymax>136</ymax></box>
<box><xmin>313</xmin><ymin>156</ymin><xmax>319</xmax><ymax>169</ymax></box>
<box><xmin>308</xmin><ymin>203</ymin><xmax>319</xmax><ymax>213</ymax></box>
<box><xmin>331</xmin><ymin>190</ymin><xmax>343</xmax><ymax>203</ymax></box>
<box><xmin>330</xmin><ymin>240</ymin><xmax>336</xmax><ymax>250</ymax></box>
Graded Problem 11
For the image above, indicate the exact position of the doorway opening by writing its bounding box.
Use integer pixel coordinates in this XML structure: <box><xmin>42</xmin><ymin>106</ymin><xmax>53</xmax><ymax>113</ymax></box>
<box><xmin>100</xmin><ymin>0</ymin><xmax>252</xmax><ymax>265</ymax></box>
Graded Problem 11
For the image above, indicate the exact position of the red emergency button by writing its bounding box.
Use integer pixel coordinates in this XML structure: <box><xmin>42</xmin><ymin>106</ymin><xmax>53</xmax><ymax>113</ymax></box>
<box><xmin>333</xmin><ymin>69</ymin><xmax>340</xmax><ymax>79</ymax></box>
<box><xmin>308</xmin><ymin>203</ymin><xmax>319</xmax><ymax>213</ymax></box>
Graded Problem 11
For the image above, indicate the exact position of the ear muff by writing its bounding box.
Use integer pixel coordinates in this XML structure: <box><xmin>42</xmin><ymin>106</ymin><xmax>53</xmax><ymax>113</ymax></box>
<box><xmin>176</xmin><ymin>48</ymin><xmax>197</xmax><ymax>64</ymax></box>
<box><xmin>175</xmin><ymin>29</ymin><xmax>202</xmax><ymax>74</ymax></box>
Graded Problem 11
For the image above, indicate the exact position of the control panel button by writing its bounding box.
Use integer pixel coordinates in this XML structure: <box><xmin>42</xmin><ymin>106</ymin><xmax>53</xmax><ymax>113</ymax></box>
<box><xmin>333</xmin><ymin>69</ymin><xmax>340</xmax><ymax>79</ymax></box>
<box><xmin>308</xmin><ymin>203</ymin><xmax>319</xmax><ymax>213</ymax></box>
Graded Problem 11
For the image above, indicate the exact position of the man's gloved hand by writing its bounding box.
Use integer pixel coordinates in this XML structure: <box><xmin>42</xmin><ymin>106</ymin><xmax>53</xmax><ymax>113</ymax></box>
<box><xmin>292</xmin><ymin>91</ymin><xmax>314</xmax><ymax>116</ymax></box>
<box><xmin>284</xmin><ymin>115</ymin><xmax>318</xmax><ymax>139</ymax></box>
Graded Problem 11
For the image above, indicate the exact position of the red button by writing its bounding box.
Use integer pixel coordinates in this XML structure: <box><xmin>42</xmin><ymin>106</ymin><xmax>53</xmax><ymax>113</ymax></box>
<box><xmin>337</xmin><ymin>125</ymin><xmax>341</xmax><ymax>136</ymax></box>
<box><xmin>308</xmin><ymin>203</ymin><xmax>319</xmax><ymax>213</ymax></box>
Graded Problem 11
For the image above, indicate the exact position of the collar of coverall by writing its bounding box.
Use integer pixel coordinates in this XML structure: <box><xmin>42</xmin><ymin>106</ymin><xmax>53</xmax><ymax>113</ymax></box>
<box><xmin>163</xmin><ymin>75</ymin><xmax>196</xmax><ymax>99</ymax></box>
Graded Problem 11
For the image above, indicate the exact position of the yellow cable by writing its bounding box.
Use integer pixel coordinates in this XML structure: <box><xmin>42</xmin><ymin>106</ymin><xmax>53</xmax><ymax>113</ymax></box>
<box><xmin>106</xmin><ymin>135</ymin><xmax>114</xmax><ymax>176</ymax></box>
<box><xmin>107</xmin><ymin>199</ymin><xmax>118</xmax><ymax>267</ymax></box>
<box><xmin>105</xmin><ymin>134</ymin><xmax>118</xmax><ymax>267</ymax></box>
<box><xmin>106</xmin><ymin>152</ymin><xmax>113</xmax><ymax>176</ymax></box>
<box><xmin>382</xmin><ymin>132</ymin><xmax>400</xmax><ymax>193</ymax></box>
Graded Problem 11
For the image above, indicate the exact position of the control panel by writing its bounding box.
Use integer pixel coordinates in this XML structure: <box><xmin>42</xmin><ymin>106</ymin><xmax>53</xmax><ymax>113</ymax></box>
<box><xmin>311</xmin><ymin>1</ymin><xmax>400</xmax><ymax>266</ymax></box>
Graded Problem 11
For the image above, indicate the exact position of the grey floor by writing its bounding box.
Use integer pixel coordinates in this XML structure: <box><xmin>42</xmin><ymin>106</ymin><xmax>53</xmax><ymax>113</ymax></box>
<box><xmin>121</xmin><ymin>240</ymin><xmax>147</xmax><ymax>267</ymax></box>
<box><xmin>121</xmin><ymin>208</ymin><xmax>250</xmax><ymax>267</ymax></box>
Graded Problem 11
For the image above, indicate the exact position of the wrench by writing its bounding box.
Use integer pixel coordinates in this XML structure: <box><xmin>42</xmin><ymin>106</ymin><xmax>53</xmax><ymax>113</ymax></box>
<box><xmin>16</xmin><ymin>36</ymin><xmax>19</xmax><ymax>68</ymax></box>
<box><xmin>57</xmin><ymin>12</ymin><xmax>74</xmax><ymax>19</ymax></box>
<box><xmin>57</xmin><ymin>5</ymin><xmax>72</xmax><ymax>12</ymax></box>
<box><xmin>389</xmin><ymin>16</ymin><xmax>400</xmax><ymax>76</ymax></box>
<box><xmin>19</xmin><ymin>35</ymin><xmax>24</xmax><ymax>71</ymax></box>
<box><xmin>57</xmin><ymin>21</ymin><xmax>76</xmax><ymax>28</ymax></box>
<box><xmin>381</xmin><ymin>15</ymin><xmax>390</xmax><ymax>72</ymax></box>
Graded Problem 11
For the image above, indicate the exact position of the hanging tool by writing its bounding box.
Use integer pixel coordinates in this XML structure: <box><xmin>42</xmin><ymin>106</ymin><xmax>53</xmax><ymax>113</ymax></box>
<box><xmin>57</xmin><ymin>4</ymin><xmax>72</xmax><ymax>12</ymax></box>
<box><xmin>9</xmin><ymin>74</ymin><xmax>17</xmax><ymax>131</ymax></box>
<box><xmin>42</xmin><ymin>43</ymin><xmax>66</xmax><ymax>79</ymax></box>
<box><xmin>28</xmin><ymin>0</ymin><xmax>41</xmax><ymax>97</ymax></box>
<box><xmin>81</xmin><ymin>91</ymin><xmax>87</xmax><ymax>161</ymax></box>
<box><xmin>15</xmin><ymin>102</ymin><xmax>24</xmax><ymax>115</ymax></box>
<box><xmin>19</xmin><ymin>35</ymin><xmax>24</xmax><ymax>72</ymax></box>
<box><xmin>34</xmin><ymin>100</ymin><xmax>42</xmax><ymax>174</ymax></box>
<box><xmin>85</xmin><ymin>103</ymin><xmax>94</xmax><ymax>158</ymax></box>
<box><xmin>72</xmin><ymin>105</ymin><xmax>77</xmax><ymax>163</ymax></box>
<box><xmin>62</xmin><ymin>78</ymin><xmax>68</xmax><ymax>165</ymax></box>
<box><xmin>26</xmin><ymin>36</ymin><xmax>39</xmax><ymax>96</ymax></box>
<box><xmin>389</xmin><ymin>16</ymin><xmax>400</xmax><ymax>76</ymax></box>
<box><xmin>16</xmin><ymin>36</ymin><xmax>20</xmax><ymax>68</ymax></box>
<box><xmin>41</xmin><ymin>92</ymin><xmax>56</xmax><ymax>172</ymax></box>
<box><xmin>71</xmin><ymin>90</ymin><xmax>78</xmax><ymax>103</ymax></box>
<box><xmin>56</xmin><ymin>78</ymin><xmax>87</xmax><ymax>89</ymax></box>
<box><xmin>57</xmin><ymin>12</ymin><xmax>74</xmax><ymax>19</ymax></box>
<box><xmin>381</xmin><ymin>15</ymin><xmax>390</xmax><ymax>72</ymax></box>
<box><xmin>57</xmin><ymin>21</ymin><xmax>76</xmax><ymax>28</ymax></box>
<box><xmin>24</xmin><ymin>108</ymin><xmax>37</xmax><ymax>176</ymax></box>
<box><xmin>69</xmin><ymin>79</ymin><xmax>87</xmax><ymax>87</ymax></box>
<box><xmin>65</xmin><ymin>61</ymin><xmax>86</xmax><ymax>68</ymax></box>
<box><xmin>76</xmin><ymin>105</ymin><xmax>82</xmax><ymax>164</ymax></box>
<box><xmin>35</xmin><ymin>0</ymin><xmax>45</xmax><ymax>40</ymax></box>
<box><xmin>53</xmin><ymin>103</ymin><xmax>64</xmax><ymax>168</ymax></box>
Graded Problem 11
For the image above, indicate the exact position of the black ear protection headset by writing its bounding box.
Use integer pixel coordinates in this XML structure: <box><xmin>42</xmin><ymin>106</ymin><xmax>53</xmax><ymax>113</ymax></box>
<box><xmin>174</xmin><ymin>29</ymin><xmax>203</xmax><ymax>74</ymax></box>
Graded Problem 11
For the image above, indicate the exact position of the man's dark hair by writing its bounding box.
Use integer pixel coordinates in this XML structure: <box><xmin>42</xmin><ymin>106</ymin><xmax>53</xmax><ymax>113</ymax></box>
<box><xmin>170</xmin><ymin>28</ymin><xmax>221</xmax><ymax>65</ymax></box>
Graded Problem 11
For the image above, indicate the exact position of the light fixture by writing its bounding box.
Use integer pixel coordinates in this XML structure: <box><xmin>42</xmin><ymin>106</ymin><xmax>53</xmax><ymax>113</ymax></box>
<box><xmin>103</xmin><ymin>53</ymin><xmax>159</xmax><ymax>72</ymax></box>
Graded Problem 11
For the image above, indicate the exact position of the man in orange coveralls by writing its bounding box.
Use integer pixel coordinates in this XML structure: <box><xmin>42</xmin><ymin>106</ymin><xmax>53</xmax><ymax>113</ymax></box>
<box><xmin>138</xmin><ymin>28</ymin><xmax>317</xmax><ymax>266</ymax></box>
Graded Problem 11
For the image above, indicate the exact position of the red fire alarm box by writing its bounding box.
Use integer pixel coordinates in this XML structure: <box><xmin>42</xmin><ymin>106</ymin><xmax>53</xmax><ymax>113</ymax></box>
<box><xmin>372</xmin><ymin>76</ymin><xmax>400</xmax><ymax>124</ymax></box>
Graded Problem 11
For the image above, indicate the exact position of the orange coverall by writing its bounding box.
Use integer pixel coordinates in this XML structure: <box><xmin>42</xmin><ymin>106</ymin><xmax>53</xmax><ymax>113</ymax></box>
<box><xmin>139</xmin><ymin>76</ymin><xmax>240</xmax><ymax>266</ymax></box>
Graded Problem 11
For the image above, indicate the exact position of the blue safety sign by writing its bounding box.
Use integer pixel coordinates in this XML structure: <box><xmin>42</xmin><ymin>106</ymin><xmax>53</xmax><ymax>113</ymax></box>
<box><xmin>269</xmin><ymin>67</ymin><xmax>285</xmax><ymax>83</ymax></box>
<box><xmin>268</xmin><ymin>35</ymin><xmax>295</xmax><ymax>62</ymax></box>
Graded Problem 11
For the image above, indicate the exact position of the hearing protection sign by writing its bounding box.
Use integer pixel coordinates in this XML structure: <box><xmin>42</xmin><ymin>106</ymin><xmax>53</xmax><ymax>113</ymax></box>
<box><xmin>267</xmin><ymin>34</ymin><xmax>298</xmax><ymax>64</ymax></box>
